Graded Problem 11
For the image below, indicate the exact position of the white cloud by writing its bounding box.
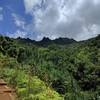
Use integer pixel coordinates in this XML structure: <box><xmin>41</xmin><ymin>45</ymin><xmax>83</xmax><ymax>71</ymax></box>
<box><xmin>24</xmin><ymin>0</ymin><xmax>42</xmax><ymax>14</ymax></box>
<box><xmin>0</xmin><ymin>15</ymin><xmax>3</xmax><ymax>21</ymax></box>
<box><xmin>0</xmin><ymin>7</ymin><xmax>3</xmax><ymax>21</ymax></box>
<box><xmin>8</xmin><ymin>30</ymin><xmax>28</xmax><ymax>38</ymax></box>
<box><xmin>12</xmin><ymin>13</ymin><xmax>26</xmax><ymax>29</ymax></box>
<box><xmin>23</xmin><ymin>0</ymin><xmax>100</xmax><ymax>40</ymax></box>
<box><xmin>0</xmin><ymin>7</ymin><xmax>3</xmax><ymax>11</ymax></box>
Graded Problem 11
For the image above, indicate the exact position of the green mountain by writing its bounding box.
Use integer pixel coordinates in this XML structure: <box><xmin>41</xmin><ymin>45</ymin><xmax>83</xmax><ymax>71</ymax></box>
<box><xmin>0</xmin><ymin>35</ymin><xmax>100</xmax><ymax>100</ymax></box>
<box><xmin>16</xmin><ymin>36</ymin><xmax>76</xmax><ymax>47</ymax></box>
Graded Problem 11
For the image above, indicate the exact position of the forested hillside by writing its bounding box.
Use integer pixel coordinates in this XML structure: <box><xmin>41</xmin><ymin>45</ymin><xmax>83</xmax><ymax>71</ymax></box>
<box><xmin>0</xmin><ymin>35</ymin><xmax>100</xmax><ymax>100</ymax></box>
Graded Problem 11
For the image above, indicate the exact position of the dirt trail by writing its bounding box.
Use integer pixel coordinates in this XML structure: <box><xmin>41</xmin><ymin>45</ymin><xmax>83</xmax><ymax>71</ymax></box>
<box><xmin>0</xmin><ymin>79</ymin><xmax>16</xmax><ymax>100</ymax></box>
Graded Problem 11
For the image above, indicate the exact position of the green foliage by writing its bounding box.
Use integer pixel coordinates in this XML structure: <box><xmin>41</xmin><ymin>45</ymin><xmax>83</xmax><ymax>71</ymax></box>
<box><xmin>0</xmin><ymin>35</ymin><xmax>100</xmax><ymax>100</ymax></box>
<box><xmin>0</xmin><ymin>68</ymin><xmax>63</xmax><ymax>100</ymax></box>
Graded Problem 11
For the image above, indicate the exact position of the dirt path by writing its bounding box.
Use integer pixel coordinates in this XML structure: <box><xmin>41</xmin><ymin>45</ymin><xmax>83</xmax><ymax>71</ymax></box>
<box><xmin>0</xmin><ymin>79</ymin><xmax>16</xmax><ymax>100</ymax></box>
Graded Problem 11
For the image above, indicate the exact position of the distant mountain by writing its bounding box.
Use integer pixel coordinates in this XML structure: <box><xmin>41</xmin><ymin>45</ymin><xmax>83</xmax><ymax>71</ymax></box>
<box><xmin>53</xmin><ymin>37</ymin><xmax>76</xmax><ymax>44</ymax></box>
<box><xmin>16</xmin><ymin>37</ymin><xmax>76</xmax><ymax>46</ymax></box>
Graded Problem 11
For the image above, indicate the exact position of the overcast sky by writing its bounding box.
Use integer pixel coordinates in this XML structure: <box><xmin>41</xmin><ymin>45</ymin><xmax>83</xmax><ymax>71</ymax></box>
<box><xmin>0</xmin><ymin>0</ymin><xmax>100</xmax><ymax>41</ymax></box>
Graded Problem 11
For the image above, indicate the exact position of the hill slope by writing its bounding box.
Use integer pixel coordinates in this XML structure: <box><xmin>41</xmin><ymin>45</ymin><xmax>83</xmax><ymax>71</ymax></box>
<box><xmin>0</xmin><ymin>56</ymin><xmax>63</xmax><ymax>100</ymax></box>
<box><xmin>0</xmin><ymin>35</ymin><xmax>100</xmax><ymax>100</ymax></box>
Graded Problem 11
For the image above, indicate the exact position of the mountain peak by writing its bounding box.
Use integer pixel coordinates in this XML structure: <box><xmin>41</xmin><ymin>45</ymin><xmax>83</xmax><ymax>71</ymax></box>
<box><xmin>16</xmin><ymin>36</ymin><xmax>76</xmax><ymax>46</ymax></box>
<box><xmin>36</xmin><ymin>37</ymin><xmax>76</xmax><ymax>46</ymax></box>
<box><xmin>42</xmin><ymin>37</ymin><xmax>51</xmax><ymax>41</ymax></box>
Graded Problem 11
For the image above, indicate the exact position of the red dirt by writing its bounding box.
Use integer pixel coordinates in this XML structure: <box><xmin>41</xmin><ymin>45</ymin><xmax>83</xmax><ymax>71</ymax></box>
<box><xmin>0</xmin><ymin>79</ymin><xmax>16</xmax><ymax>100</ymax></box>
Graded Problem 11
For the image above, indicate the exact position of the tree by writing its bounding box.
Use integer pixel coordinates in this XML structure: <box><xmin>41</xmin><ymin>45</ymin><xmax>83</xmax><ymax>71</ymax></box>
<box><xmin>17</xmin><ymin>47</ymin><xmax>27</xmax><ymax>63</ymax></box>
<box><xmin>52</xmin><ymin>79</ymin><xmax>67</xmax><ymax>94</ymax></box>
<box><xmin>7</xmin><ymin>46</ymin><xmax>17</xmax><ymax>58</ymax></box>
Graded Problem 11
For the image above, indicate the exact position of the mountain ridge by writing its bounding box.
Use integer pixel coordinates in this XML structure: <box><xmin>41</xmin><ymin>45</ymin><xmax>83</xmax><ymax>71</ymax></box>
<box><xmin>16</xmin><ymin>36</ymin><xmax>76</xmax><ymax>46</ymax></box>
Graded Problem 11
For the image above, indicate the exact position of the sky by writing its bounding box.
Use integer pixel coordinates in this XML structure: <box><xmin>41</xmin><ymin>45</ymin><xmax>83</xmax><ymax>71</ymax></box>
<box><xmin>0</xmin><ymin>0</ymin><xmax>100</xmax><ymax>41</ymax></box>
